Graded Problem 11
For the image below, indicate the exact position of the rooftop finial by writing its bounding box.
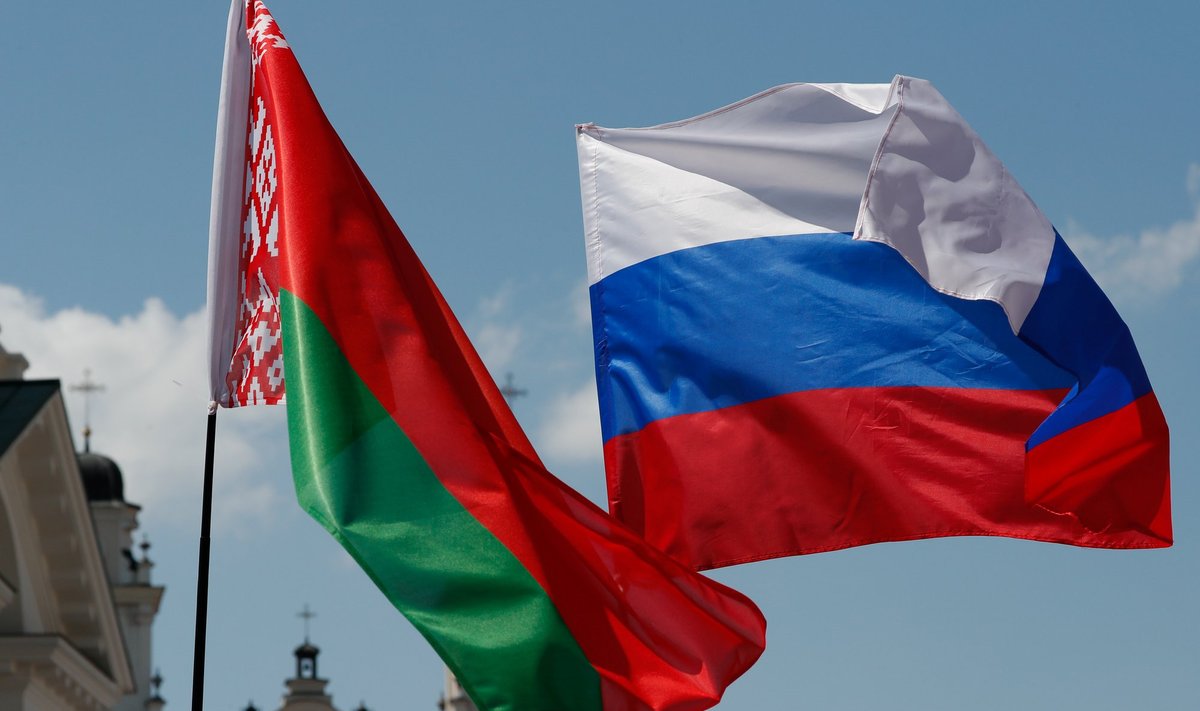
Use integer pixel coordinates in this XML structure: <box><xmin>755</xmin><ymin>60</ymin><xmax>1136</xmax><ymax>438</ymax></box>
<box><xmin>298</xmin><ymin>603</ymin><xmax>317</xmax><ymax>642</ymax></box>
<box><xmin>149</xmin><ymin>668</ymin><xmax>165</xmax><ymax>703</ymax></box>
<box><xmin>499</xmin><ymin>372</ymin><xmax>527</xmax><ymax>405</ymax></box>
<box><xmin>69</xmin><ymin>368</ymin><xmax>105</xmax><ymax>453</ymax></box>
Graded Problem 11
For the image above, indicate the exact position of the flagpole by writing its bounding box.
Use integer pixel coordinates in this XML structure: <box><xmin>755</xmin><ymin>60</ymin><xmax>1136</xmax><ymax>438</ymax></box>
<box><xmin>191</xmin><ymin>407</ymin><xmax>218</xmax><ymax>711</ymax></box>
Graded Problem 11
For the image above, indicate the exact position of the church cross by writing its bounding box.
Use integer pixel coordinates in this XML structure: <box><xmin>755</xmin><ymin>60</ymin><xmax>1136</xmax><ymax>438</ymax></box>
<box><xmin>69</xmin><ymin>368</ymin><xmax>105</xmax><ymax>453</ymax></box>
<box><xmin>298</xmin><ymin>603</ymin><xmax>317</xmax><ymax>641</ymax></box>
<box><xmin>499</xmin><ymin>372</ymin><xmax>527</xmax><ymax>405</ymax></box>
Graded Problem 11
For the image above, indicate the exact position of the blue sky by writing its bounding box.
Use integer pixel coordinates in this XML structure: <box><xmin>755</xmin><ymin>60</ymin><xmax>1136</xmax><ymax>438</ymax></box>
<box><xmin>2</xmin><ymin>1</ymin><xmax>1198</xmax><ymax>709</ymax></box>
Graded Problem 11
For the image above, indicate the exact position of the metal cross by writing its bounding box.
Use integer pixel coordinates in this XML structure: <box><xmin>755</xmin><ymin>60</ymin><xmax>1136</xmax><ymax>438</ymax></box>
<box><xmin>69</xmin><ymin>368</ymin><xmax>105</xmax><ymax>453</ymax></box>
<box><xmin>298</xmin><ymin>603</ymin><xmax>317</xmax><ymax>641</ymax></box>
<box><xmin>499</xmin><ymin>372</ymin><xmax>527</xmax><ymax>405</ymax></box>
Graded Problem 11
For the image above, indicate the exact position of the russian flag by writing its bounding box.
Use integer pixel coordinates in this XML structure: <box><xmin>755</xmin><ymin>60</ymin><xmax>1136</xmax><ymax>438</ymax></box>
<box><xmin>577</xmin><ymin>76</ymin><xmax>1171</xmax><ymax>571</ymax></box>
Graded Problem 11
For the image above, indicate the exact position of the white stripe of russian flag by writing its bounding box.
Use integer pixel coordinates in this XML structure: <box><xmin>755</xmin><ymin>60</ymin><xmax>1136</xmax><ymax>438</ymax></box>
<box><xmin>577</xmin><ymin>76</ymin><xmax>1056</xmax><ymax>334</ymax></box>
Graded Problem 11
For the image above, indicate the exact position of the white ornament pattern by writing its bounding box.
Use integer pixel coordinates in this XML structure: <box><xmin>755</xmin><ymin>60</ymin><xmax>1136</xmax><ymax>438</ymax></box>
<box><xmin>223</xmin><ymin>0</ymin><xmax>291</xmax><ymax>407</ymax></box>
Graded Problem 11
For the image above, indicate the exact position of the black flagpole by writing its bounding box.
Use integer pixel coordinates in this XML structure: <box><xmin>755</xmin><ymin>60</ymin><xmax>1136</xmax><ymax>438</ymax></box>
<box><xmin>192</xmin><ymin>408</ymin><xmax>218</xmax><ymax>710</ymax></box>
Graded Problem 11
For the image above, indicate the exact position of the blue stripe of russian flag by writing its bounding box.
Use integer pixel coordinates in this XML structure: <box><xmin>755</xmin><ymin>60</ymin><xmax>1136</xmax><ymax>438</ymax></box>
<box><xmin>1018</xmin><ymin>232</ymin><xmax>1154</xmax><ymax>449</ymax></box>
<box><xmin>591</xmin><ymin>231</ymin><xmax>1076</xmax><ymax>444</ymax></box>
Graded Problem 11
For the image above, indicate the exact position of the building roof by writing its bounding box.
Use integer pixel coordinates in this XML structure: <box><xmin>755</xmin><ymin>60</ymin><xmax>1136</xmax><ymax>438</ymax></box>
<box><xmin>0</xmin><ymin>379</ymin><xmax>59</xmax><ymax>457</ymax></box>
<box><xmin>78</xmin><ymin>451</ymin><xmax>125</xmax><ymax>502</ymax></box>
<box><xmin>0</xmin><ymin>381</ymin><xmax>138</xmax><ymax>704</ymax></box>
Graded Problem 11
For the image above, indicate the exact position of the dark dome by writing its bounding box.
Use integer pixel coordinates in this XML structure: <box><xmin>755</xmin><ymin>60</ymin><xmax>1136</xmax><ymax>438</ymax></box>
<box><xmin>78</xmin><ymin>452</ymin><xmax>125</xmax><ymax>502</ymax></box>
<box><xmin>294</xmin><ymin>641</ymin><xmax>320</xmax><ymax>657</ymax></box>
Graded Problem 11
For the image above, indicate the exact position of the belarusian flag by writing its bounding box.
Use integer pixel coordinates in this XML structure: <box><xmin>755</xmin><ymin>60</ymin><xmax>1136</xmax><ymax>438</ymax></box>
<box><xmin>205</xmin><ymin>2</ymin><xmax>766</xmax><ymax>709</ymax></box>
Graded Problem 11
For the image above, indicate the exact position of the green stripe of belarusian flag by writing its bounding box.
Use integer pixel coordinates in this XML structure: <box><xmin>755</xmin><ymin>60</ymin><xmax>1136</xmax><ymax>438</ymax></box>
<box><xmin>280</xmin><ymin>289</ymin><xmax>602</xmax><ymax>711</ymax></box>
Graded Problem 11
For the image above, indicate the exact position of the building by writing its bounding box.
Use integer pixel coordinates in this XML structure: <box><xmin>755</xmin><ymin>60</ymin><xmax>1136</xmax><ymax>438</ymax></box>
<box><xmin>0</xmin><ymin>335</ymin><xmax>165</xmax><ymax>709</ymax></box>
<box><xmin>243</xmin><ymin>633</ymin><xmax>371</xmax><ymax>711</ymax></box>
<box><xmin>438</xmin><ymin>671</ymin><xmax>478</xmax><ymax>711</ymax></box>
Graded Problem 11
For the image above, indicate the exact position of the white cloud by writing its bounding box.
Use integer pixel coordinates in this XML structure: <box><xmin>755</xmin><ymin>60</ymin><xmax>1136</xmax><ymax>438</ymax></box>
<box><xmin>0</xmin><ymin>285</ymin><xmax>288</xmax><ymax>536</ymax></box>
<box><xmin>534</xmin><ymin>381</ymin><xmax>602</xmax><ymax>466</ymax></box>
<box><xmin>571</xmin><ymin>279</ymin><xmax>592</xmax><ymax>330</ymax></box>
<box><xmin>475</xmin><ymin>281</ymin><xmax>514</xmax><ymax>320</ymax></box>
<box><xmin>1066</xmin><ymin>205</ymin><xmax>1200</xmax><ymax>305</ymax></box>
<box><xmin>472</xmin><ymin>322</ymin><xmax>522</xmax><ymax>375</ymax></box>
<box><xmin>465</xmin><ymin>283</ymin><xmax>524</xmax><ymax>378</ymax></box>
<box><xmin>1065</xmin><ymin>166</ymin><xmax>1200</xmax><ymax>305</ymax></box>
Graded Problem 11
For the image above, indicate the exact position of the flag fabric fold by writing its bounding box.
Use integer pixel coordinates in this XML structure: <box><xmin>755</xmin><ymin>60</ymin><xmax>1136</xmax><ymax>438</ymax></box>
<box><xmin>577</xmin><ymin>77</ymin><xmax>1171</xmax><ymax>571</ymax></box>
<box><xmin>206</xmin><ymin>2</ymin><xmax>765</xmax><ymax>709</ymax></box>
